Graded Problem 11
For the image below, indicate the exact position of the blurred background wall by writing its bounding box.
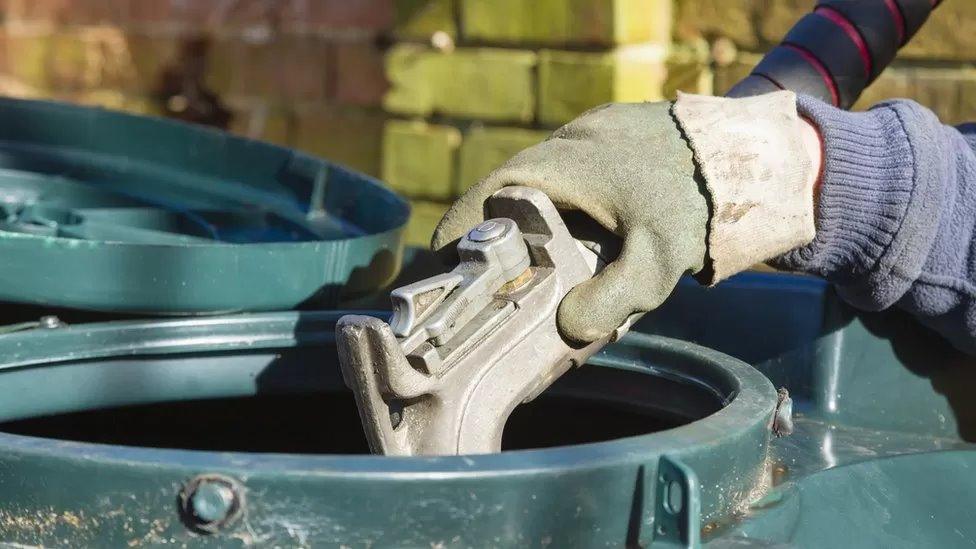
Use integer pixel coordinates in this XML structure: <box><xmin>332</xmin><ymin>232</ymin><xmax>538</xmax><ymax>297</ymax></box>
<box><xmin>0</xmin><ymin>0</ymin><xmax>973</xmax><ymax>246</ymax></box>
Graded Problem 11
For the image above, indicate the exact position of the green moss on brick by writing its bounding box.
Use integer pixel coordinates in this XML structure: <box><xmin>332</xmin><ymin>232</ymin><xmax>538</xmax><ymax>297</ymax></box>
<box><xmin>2</xmin><ymin>33</ymin><xmax>53</xmax><ymax>90</ymax></box>
<box><xmin>382</xmin><ymin>119</ymin><xmax>461</xmax><ymax>200</ymax></box>
<box><xmin>385</xmin><ymin>45</ymin><xmax>536</xmax><ymax>122</ymax></box>
<box><xmin>395</xmin><ymin>0</ymin><xmax>458</xmax><ymax>40</ymax></box>
<box><xmin>384</xmin><ymin>44</ymin><xmax>440</xmax><ymax>116</ymax></box>
<box><xmin>404</xmin><ymin>199</ymin><xmax>450</xmax><ymax>247</ymax></box>
<box><xmin>613</xmin><ymin>0</ymin><xmax>672</xmax><ymax>44</ymax></box>
<box><xmin>435</xmin><ymin>48</ymin><xmax>536</xmax><ymax>122</ymax></box>
<box><xmin>458</xmin><ymin>126</ymin><xmax>550</xmax><ymax>192</ymax></box>
<box><xmin>538</xmin><ymin>46</ymin><xmax>666</xmax><ymax>126</ymax></box>
<box><xmin>461</xmin><ymin>0</ymin><xmax>670</xmax><ymax>46</ymax></box>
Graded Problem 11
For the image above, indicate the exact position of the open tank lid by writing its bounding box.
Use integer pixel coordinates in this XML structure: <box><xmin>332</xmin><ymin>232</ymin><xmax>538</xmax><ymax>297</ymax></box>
<box><xmin>0</xmin><ymin>97</ymin><xmax>409</xmax><ymax>314</ymax></box>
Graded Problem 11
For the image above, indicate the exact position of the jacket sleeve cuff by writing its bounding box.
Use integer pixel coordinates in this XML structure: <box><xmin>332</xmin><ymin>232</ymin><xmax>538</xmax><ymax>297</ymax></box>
<box><xmin>772</xmin><ymin>95</ymin><xmax>945</xmax><ymax>310</ymax></box>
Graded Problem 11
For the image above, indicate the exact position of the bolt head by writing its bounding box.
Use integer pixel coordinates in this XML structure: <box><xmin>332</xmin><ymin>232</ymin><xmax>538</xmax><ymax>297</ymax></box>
<box><xmin>467</xmin><ymin>220</ymin><xmax>507</xmax><ymax>242</ymax></box>
<box><xmin>190</xmin><ymin>481</ymin><xmax>235</xmax><ymax>524</ymax></box>
<box><xmin>179</xmin><ymin>474</ymin><xmax>244</xmax><ymax>534</ymax></box>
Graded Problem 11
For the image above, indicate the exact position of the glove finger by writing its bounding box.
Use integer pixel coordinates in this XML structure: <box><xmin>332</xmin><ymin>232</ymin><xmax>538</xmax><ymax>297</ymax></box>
<box><xmin>432</xmin><ymin>137</ymin><xmax>614</xmax><ymax>252</ymax></box>
<box><xmin>430</xmin><ymin>181</ymin><xmax>498</xmax><ymax>253</ymax></box>
<box><xmin>431</xmin><ymin>142</ymin><xmax>560</xmax><ymax>252</ymax></box>
<box><xmin>557</xmin><ymin>231</ymin><xmax>680</xmax><ymax>343</ymax></box>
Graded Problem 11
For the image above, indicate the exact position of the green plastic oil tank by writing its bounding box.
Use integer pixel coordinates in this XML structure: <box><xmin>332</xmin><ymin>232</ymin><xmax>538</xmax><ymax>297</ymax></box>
<box><xmin>0</xmin><ymin>97</ymin><xmax>408</xmax><ymax>313</ymax></box>
<box><xmin>0</xmin><ymin>270</ymin><xmax>974</xmax><ymax>547</ymax></box>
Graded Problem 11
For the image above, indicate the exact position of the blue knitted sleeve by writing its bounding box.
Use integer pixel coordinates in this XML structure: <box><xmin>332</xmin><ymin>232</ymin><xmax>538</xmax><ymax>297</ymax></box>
<box><xmin>774</xmin><ymin>95</ymin><xmax>976</xmax><ymax>354</ymax></box>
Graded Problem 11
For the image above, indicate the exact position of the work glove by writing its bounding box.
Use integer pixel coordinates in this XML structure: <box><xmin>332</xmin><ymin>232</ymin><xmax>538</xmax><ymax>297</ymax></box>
<box><xmin>432</xmin><ymin>91</ymin><xmax>818</xmax><ymax>343</ymax></box>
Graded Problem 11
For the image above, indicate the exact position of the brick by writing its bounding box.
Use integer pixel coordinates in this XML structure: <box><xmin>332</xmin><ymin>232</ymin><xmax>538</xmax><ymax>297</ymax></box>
<box><xmin>1</xmin><ymin>31</ymin><xmax>53</xmax><ymax>90</ymax></box>
<box><xmin>395</xmin><ymin>0</ymin><xmax>458</xmax><ymax>40</ymax></box>
<box><xmin>294</xmin><ymin>107</ymin><xmax>387</xmax><ymax>178</ymax></box>
<box><xmin>538</xmin><ymin>46</ymin><xmax>666</xmax><ymax>126</ymax></box>
<box><xmin>957</xmin><ymin>78</ymin><xmax>976</xmax><ymax>124</ymax></box>
<box><xmin>126</xmin><ymin>0</ymin><xmax>347</xmax><ymax>33</ymax></box>
<box><xmin>3</xmin><ymin>0</ymin><xmax>129</xmax><ymax>26</ymax></box>
<box><xmin>385</xmin><ymin>45</ymin><xmax>536</xmax><ymax>123</ymax></box>
<box><xmin>123</xmin><ymin>1</ymin><xmax>177</xmax><ymax>26</ymax></box>
<box><xmin>260</xmin><ymin>35</ymin><xmax>330</xmax><ymax>101</ymax></box>
<box><xmin>675</xmin><ymin>0</ymin><xmax>759</xmax><ymax>50</ymax></box>
<box><xmin>60</xmin><ymin>89</ymin><xmax>162</xmax><ymax>117</ymax></box>
<box><xmin>207</xmin><ymin>35</ymin><xmax>329</xmax><ymax>102</ymax></box>
<box><xmin>461</xmin><ymin>0</ymin><xmax>670</xmax><ymax>46</ymax></box>
<box><xmin>854</xmin><ymin>67</ymin><xmax>976</xmax><ymax>125</ymax></box>
<box><xmin>853</xmin><ymin>70</ymin><xmax>911</xmax><ymax>113</ymax></box>
<box><xmin>0</xmin><ymin>32</ymin><xmax>6</xmax><ymax>75</ymax></box>
<box><xmin>614</xmin><ymin>0</ymin><xmax>671</xmax><ymax>46</ymax></box>
<box><xmin>901</xmin><ymin>3</ymin><xmax>976</xmax><ymax>62</ymax></box>
<box><xmin>184</xmin><ymin>0</ymin><xmax>274</xmax><ymax>29</ymax></box>
<box><xmin>125</xmin><ymin>0</ymin><xmax>267</xmax><ymax>30</ymax></box>
<box><xmin>0</xmin><ymin>75</ymin><xmax>45</xmax><ymax>99</ymax></box>
<box><xmin>458</xmin><ymin>127</ymin><xmax>550</xmax><ymax>193</ymax></box>
<box><xmin>201</xmin><ymin>37</ymin><xmax>237</xmax><ymax>97</ymax></box>
<box><xmin>382</xmin><ymin>44</ymin><xmax>438</xmax><ymax>115</ymax></box>
<box><xmin>436</xmin><ymin>48</ymin><xmax>536</xmax><ymax>122</ymax></box>
<box><xmin>73</xmin><ymin>26</ymin><xmax>146</xmax><ymax>91</ymax></box>
<box><xmin>2</xmin><ymin>0</ymin><xmax>71</xmax><ymax>24</ymax></box>
<box><xmin>382</xmin><ymin>119</ymin><xmax>461</xmax><ymax>200</ymax></box>
<box><xmin>757</xmin><ymin>0</ymin><xmax>814</xmax><ymax>46</ymax></box>
<box><xmin>403</xmin><ymin>200</ymin><xmax>449</xmax><ymax>247</ymax></box>
<box><xmin>2</xmin><ymin>27</ymin><xmax>176</xmax><ymax>94</ymax></box>
<box><xmin>906</xmin><ymin>70</ymin><xmax>961</xmax><ymax>124</ymax></box>
<box><xmin>281</xmin><ymin>0</ymin><xmax>393</xmax><ymax>33</ymax></box>
<box><xmin>227</xmin><ymin>100</ymin><xmax>294</xmax><ymax>147</ymax></box>
<box><xmin>122</xmin><ymin>33</ymin><xmax>181</xmax><ymax>94</ymax></box>
<box><xmin>664</xmin><ymin>39</ymin><xmax>713</xmax><ymax>99</ymax></box>
<box><xmin>37</xmin><ymin>31</ymin><xmax>88</xmax><ymax>91</ymax></box>
<box><xmin>4</xmin><ymin>30</ymin><xmax>68</xmax><ymax>91</ymax></box>
<box><xmin>712</xmin><ymin>52</ymin><xmax>761</xmax><ymax>96</ymax></box>
<box><xmin>331</xmin><ymin>41</ymin><xmax>389</xmax><ymax>107</ymax></box>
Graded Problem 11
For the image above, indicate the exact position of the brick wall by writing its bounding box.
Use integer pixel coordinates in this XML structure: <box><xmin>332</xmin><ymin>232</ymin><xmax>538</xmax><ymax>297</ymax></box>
<box><xmin>386</xmin><ymin>0</ymin><xmax>704</xmax><ymax>245</ymax></box>
<box><xmin>1</xmin><ymin>1</ymin><xmax>973</xmax><ymax>247</ymax></box>
<box><xmin>0</xmin><ymin>0</ymin><xmax>393</xmax><ymax>179</ymax></box>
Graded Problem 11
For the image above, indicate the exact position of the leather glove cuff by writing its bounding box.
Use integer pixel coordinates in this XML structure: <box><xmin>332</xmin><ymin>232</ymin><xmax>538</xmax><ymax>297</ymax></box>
<box><xmin>673</xmin><ymin>90</ymin><xmax>816</xmax><ymax>284</ymax></box>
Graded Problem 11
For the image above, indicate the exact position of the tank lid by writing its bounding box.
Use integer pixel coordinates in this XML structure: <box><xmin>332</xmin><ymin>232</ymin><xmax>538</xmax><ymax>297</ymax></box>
<box><xmin>0</xmin><ymin>98</ymin><xmax>408</xmax><ymax>314</ymax></box>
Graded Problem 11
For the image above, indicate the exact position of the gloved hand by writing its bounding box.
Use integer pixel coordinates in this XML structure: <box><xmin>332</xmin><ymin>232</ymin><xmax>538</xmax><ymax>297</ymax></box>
<box><xmin>432</xmin><ymin>101</ymin><xmax>710</xmax><ymax>343</ymax></box>
<box><xmin>432</xmin><ymin>91</ymin><xmax>819</xmax><ymax>344</ymax></box>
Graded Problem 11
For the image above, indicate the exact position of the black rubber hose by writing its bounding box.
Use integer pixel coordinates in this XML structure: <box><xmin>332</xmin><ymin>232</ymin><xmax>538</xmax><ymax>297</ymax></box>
<box><xmin>727</xmin><ymin>0</ymin><xmax>942</xmax><ymax>109</ymax></box>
